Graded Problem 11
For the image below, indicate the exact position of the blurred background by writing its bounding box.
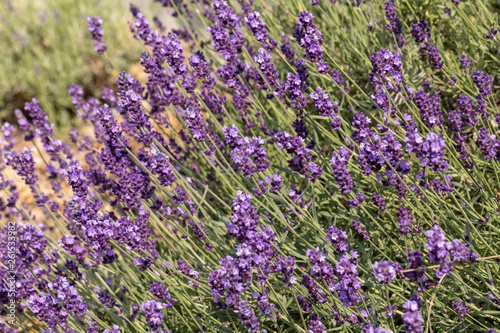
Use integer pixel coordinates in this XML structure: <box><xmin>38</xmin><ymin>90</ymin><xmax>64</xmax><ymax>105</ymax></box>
<box><xmin>0</xmin><ymin>0</ymin><xmax>177</xmax><ymax>134</ymax></box>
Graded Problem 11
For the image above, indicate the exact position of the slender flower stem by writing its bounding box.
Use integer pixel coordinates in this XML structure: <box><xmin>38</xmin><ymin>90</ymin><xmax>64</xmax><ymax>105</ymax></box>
<box><xmin>426</xmin><ymin>274</ymin><xmax>447</xmax><ymax>333</ymax></box>
<box><xmin>401</xmin><ymin>254</ymin><xmax>500</xmax><ymax>274</ymax></box>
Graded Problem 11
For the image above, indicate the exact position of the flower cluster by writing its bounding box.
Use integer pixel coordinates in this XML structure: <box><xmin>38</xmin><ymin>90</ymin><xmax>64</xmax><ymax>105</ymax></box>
<box><xmin>398</xmin><ymin>206</ymin><xmax>419</xmax><ymax>235</ymax></box>
<box><xmin>472</xmin><ymin>71</ymin><xmax>493</xmax><ymax>97</ymax></box>
<box><xmin>330</xmin><ymin>149</ymin><xmax>353</xmax><ymax>194</ymax></box>
<box><xmin>223</xmin><ymin>124</ymin><xmax>270</xmax><ymax>178</ymax></box>
<box><xmin>276</xmin><ymin>131</ymin><xmax>322</xmax><ymax>181</ymax></box>
<box><xmin>372</xmin><ymin>260</ymin><xmax>401</xmax><ymax>284</ymax></box>
<box><xmin>351</xmin><ymin>220</ymin><xmax>370</xmax><ymax>240</ymax></box>
<box><xmin>420</xmin><ymin>42</ymin><xmax>444</xmax><ymax>69</ymax></box>
<box><xmin>425</xmin><ymin>224</ymin><xmax>477</xmax><ymax>278</ymax></box>
<box><xmin>411</xmin><ymin>19</ymin><xmax>430</xmax><ymax>43</ymax></box>
<box><xmin>293</xmin><ymin>11</ymin><xmax>324</xmax><ymax>63</ymax></box>
<box><xmin>4</xmin><ymin>148</ymin><xmax>38</xmax><ymax>185</ymax></box>
<box><xmin>325</xmin><ymin>226</ymin><xmax>349</xmax><ymax>253</ymax></box>
<box><xmin>140</xmin><ymin>300</ymin><xmax>167</xmax><ymax>330</ymax></box>
<box><xmin>26</xmin><ymin>277</ymin><xmax>87</xmax><ymax>328</ymax></box>
<box><xmin>87</xmin><ymin>17</ymin><xmax>107</xmax><ymax>54</ymax></box>
<box><xmin>384</xmin><ymin>1</ymin><xmax>406</xmax><ymax>46</ymax></box>
<box><xmin>452</xmin><ymin>299</ymin><xmax>469</xmax><ymax>319</ymax></box>
<box><xmin>334</xmin><ymin>252</ymin><xmax>362</xmax><ymax>307</ymax></box>
<box><xmin>402</xmin><ymin>294</ymin><xmax>423</xmax><ymax>333</ymax></box>
<box><xmin>414</xmin><ymin>90</ymin><xmax>444</xmax><ymax>128</ymax></box>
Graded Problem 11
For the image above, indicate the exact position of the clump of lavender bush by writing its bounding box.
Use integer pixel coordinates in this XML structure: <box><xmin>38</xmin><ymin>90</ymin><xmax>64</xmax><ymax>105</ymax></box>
<box><xmin>1</xmin><ymin>0</ymin><xmax>500</xmax><ymax>332</ymax></box>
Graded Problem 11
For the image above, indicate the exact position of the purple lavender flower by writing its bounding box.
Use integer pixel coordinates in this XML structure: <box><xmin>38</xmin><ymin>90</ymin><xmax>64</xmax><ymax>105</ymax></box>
<box><xmin>421</xmin><ymin>132</ymin><xmax>448</xmax><ymax>172</ymax></box>
<box><xmin>421</xmin><ymin>42</ymin><xmax>444</xmax><ymax>69</ymax></box>
<box><xmin>149</xmin><ymin>148</ymin><xmax>176</xmax><ymax>187</ymax></box>
<box><xmin>372</xmin><ymin>260</ymin><xmax>401</xmax><ymax>284</ymax></box>
<box><xmin>278</xmin><ymin>72</ymin><xmax>308</xmax><ymax>110</ymax></box>
<box><xmin>458</xmin><ymin>93</ymin><xmax>478</xmax><ymax>126</ymax></box>
<box><xmin>226</xmin><ymin>191</ymin><xmax>259</xmax><ymax>241</ymax></box>
<box><xmin>477</xmin><ymin>127</ymin><xmax>498</xmax><ymax>160</ymax></box>
<box><xmin>293</xmin><ymin>11</ymin><xmax>324</xmax><ymax>63</ymax></box>
<box><xmin>94</xmin><ymin>287</ymin><xmax>118</xmax><ymax>308</ymax></box>
<box><xmin>177</xmin><ymin>260</ymin><xmax>201</xmax><ymax>287</ymax></box>
<box><xmin>235</xmin><ymin>300</ymin><xmax>260</xmax><ymax>332</ymax></box>
<box><xmin>371</xmin><ymin>193</ymin><xmax>386</xmax><ymax>211</ymax></box>
<box><xmin>403</xmin><ymin>250</ymin><xmax>428</xmax><ymax>290</ymax></box>
<box><xmin>398</xmin><ymin>206</ymin><xmax>416</xmax><ymax>235</ymax></box>
<box><xmin>254</xmin><ymin>48</ymin><xmax>279</xmax><ymax>87</ymax></box>
<box><xmin>307</xmin><ymin>247</ymin><xmax>334</xmax><ymax>282</ymax></box>
<box><xmin>211</xmin><ymin>0</ymin><xmax>242</xmax><ymax>30</ymax></box>
<box><xmin>330</xmin><ymin>150</ymin><xmax>353</xmax><ymax>194</ymax></box>
<box><xmin>452</xmin><ymin>299</ymin><xmax>469</xmax><ymax>319</ymax></box>
<box><xmin>189</xmin><ymin>51</ymin><xmax>211</xmax><ymax>79</ymax></box>
<box><xmin>370</xmin><ymin>48</ymin><xmax>404</xmax><ymax>87</ymax></box>
<box><xmin>244</xmin><ymin>10</ymin><xmax>276</xmax><ymax>50</ymax></box>
<box><xmin>301</xmin><ymin>273</ymin><xmax>328</xmax><ymax>305</ymax></box>
<box><xmin>334</xmin><ymin>252</ymin><xmax>362</xmax><ymax>307</ymax></box>
<box><xmin>384</xmin><ymin>1</ymin><xmax>406</xmax><ymax>46</ymax></box>
<box><xmin>281</xmin><ymin>35</ymin><xmax>296</xmax><ymax>61</ymax></box>
<box><xmin>24</xmin><ymin>98</ymin><xmax>52</xmax><ymax>138</ymax></box>
<box><xmin>309</xmin><ymin>162</ymin><xmax>323</xmax><ymax>181</ymax></box>
<box><xmin>273</xmin><ymin>256</ymin><xmax>297</xmax><ymax>286</ymax></box>
<box><xmin>448</xmin><ymin>111</ymin><xmax>463</xmax><ymax>132</ymax></box>
<box><xmin>207</xmin><ymin>24</ymin><xmax>238</xmax><ymax>60</ymax></box>
<box><xmin>26</xmin><ymin>276</ymin><xmax>87</xmax><ymax>328</ymax></box>
<box><xmin>184</xmin><ymin>106</ymin><xmax>207</xmax><ymax>142</ymax></box>
<box><xmin>310</xmin><ymin>87</ymin><xmax>338</xmax><ymax>118</ymax></box>
<box><xmin>330</xmin><ymin>69</ymin><xmax>345</xmax><ymax>86</ymax></box>
<box><xmin>140</xmin><ymin>300</ymin><xmax>167</xmax><ymax>330</ymax></box>
<box><xmin>352</xmin><ymin>220</ymin><xmax>370</xmax><ymax>240</ymax></box>
<box><xmin>448</xmin><ymin>75</ymin><xmax>457</xmax><ymax>86</ymax></box>
<box><xmin>449</xmin><ymin>239</ymin><xmax>477</xmax><ymax>263</ymax></box>
<box><xmin>309</xmin><ymin>313</ymin><xmax>326</xmax><ymax>333</ymax></box>
<box><xmin>457</xmin><ymin>94</ymin><xmax>480</xmax><ymax>126</ymax></box>
<box><xmin>223</xmin><ymin>124</ymin><xmax>245</xmax><ymax>149</ymax></box>
<box><xmin>460</xmin><ymin>55</ymin><xmax>471</xmax><ymax>69</ymax></box>
<box><xmin>266</xmin><ymin>173</ymin><xmax>283</xmax><ymax>191</ymax></box>
<box><xmin>149</xmin><ymin>282</ymin><xmax>175</xmax><ymax>307</ymax></box>
<box><xmin>87</xmin><ymin>17</ymin><xmax>107</xmax><ymax>54</ymax></box>
<box><xmin>414</xmin><ymin>90</ymin><xmax>444</xmax><ymax>128</ymax></box>
<box><xmin>411</xmin><ymin>19</ymin><xmax>430</xmax><ymax>43</ymax></box>
<box><xmin>4</xmin><ymin>148</ymin><xmax>38</xmax><ymax>185</ymax></box>
<box><xmin>15</xmin><ymin>108</ymin><xmax>31</xmax><ymax>131</ymax></box>
<box><xmin>275</xmin><ymin>131</ymin><xmax>320</xmax><ymax>181</ymax></box>
<box><xmin>68</xmin><ymin>84</ymin><xmax>84</xmax><ymax>108</ymax></box>
<box><xmin>252</xmin><ymin>290</ymin><xmax>278</xmax><ymax>320</ymax></box>
<box><xmin>224</xmin><ymin>125</ymin><xmax>270</xmax><ymax>178</ymax></box>
<box><xmin>486</xmin><ymin>26</ymin><xmax>498</xmax><ymax>39</ymax></box>
<box><xmin>425</xmin><ymin>224</ymin><xmax>453</xmax><ymax>278</ymax></box>
<box><xmin>402</xmin><ymin>296</ymin><xmax>423</xmax><ymax>333</ymax></box>
<box><xmin>326</xmin><ymin>226</ymin><xmax>349</xmax><ymax>253</ymax></box>
<box><xmin>352</xmin><ymin>112</ymin><xmax>373</xmax><ymax>144</ymax></box>
<box><xmin>477</xmin><ymin>97</ymin><xmax>489</xmax><ymax>119</ymax></box>
<box><xmin>245</xmin><ymin>12</ymin><xmax>268</xmax><ymax>43</ymax></box>
<box><xmin>472</xmin><ymin>71</ymin><xmax>493</xmax><ymax>97</ymax></box>
<box><xmin>349</xmin><ymin>191</ymin><xmax>366</xmax><ymax>208</ymax></box>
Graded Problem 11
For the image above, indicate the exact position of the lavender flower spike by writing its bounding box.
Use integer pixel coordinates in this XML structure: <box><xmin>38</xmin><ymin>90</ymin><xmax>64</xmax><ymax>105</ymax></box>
<box><xmin>87</xmin><ymin>16</ymin><xmax>107</xmax><ymax>54</ymax></box>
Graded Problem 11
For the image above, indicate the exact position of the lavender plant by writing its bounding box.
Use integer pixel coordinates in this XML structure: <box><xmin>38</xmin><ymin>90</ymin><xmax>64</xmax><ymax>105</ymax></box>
<box><xmin>1</xmin><ymin>0</ymin><xmax>500</xmax><ymax>332</ymax></box>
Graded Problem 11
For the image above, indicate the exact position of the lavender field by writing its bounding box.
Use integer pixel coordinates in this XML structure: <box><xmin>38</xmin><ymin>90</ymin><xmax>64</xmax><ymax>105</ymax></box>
<box><xmin>1</xmin><ymin>0</ymin><xmax>500</xmax><ymax>332</ymax></box>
